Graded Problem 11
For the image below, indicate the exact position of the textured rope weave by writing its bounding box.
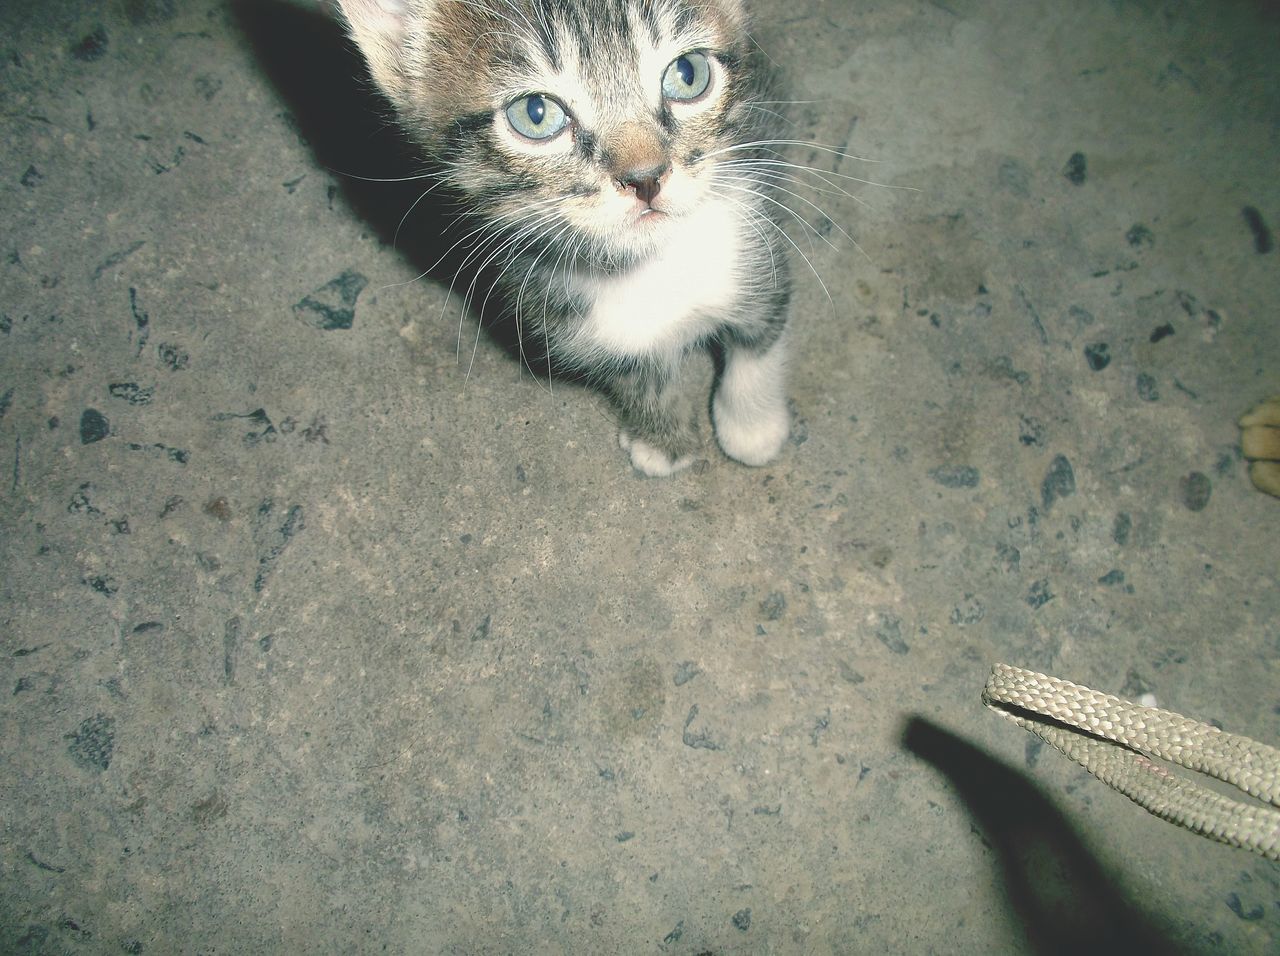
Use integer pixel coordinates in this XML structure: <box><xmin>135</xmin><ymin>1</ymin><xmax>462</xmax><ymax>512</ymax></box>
<box><xmin>983</xmin><ymin>663</ymin><xmax>1280</xmax><ymax>861</ymax></box>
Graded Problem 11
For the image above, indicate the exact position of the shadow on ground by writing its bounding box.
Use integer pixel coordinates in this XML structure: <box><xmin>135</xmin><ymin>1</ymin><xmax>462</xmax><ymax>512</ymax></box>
<box><xmin>232</xmin><ymin>0</ymin><xmax>561</xmax><ymax>377</ymax></box>
<box><xmin>904</xmin><ymin>717</ymin><xmax>1184</xmax><ymax>955</ymax></box>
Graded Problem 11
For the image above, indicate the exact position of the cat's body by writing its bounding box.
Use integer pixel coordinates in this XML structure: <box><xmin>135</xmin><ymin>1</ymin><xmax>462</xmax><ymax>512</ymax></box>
<box><xmin>336</xmin><ymin>0</ymin><xmax>793</xmax><ymax>475</ymax></box>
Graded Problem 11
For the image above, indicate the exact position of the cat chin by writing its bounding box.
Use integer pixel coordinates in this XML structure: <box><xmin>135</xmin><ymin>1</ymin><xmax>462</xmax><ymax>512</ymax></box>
<box><xmin>615</xmin><ymin>215</ymin><xmax>676</xmax><ymax>252</ymax></box>
<box><xmin>593</xmin><ymin>209</ymin><xmax>691</xmax><ymax>264</ymax></box>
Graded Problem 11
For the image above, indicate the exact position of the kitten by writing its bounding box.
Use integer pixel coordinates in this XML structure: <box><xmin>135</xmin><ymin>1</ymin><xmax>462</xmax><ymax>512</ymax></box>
<box><xmin>335</xmin><ymin>0</ymin><xmax>793</xmax><ymax>476</ymax></box>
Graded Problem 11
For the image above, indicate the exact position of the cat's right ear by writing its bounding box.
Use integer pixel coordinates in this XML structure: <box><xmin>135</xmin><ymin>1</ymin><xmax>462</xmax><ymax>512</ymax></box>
<box><xmin>332</xmin><ymin>0</ymin><xmax>415</xmax><ymax>104</ymax></box>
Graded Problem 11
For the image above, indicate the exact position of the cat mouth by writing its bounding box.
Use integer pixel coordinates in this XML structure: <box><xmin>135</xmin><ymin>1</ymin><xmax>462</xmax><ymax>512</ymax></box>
<box><xmin>631</xmin><ymin>202</ymin><xmax>675</xmax><ymax>226</ymax></box>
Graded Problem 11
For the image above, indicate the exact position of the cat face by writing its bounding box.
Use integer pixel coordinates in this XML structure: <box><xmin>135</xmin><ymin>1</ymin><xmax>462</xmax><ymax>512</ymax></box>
<box><xmin>336</xmin><ymin>0</ymin><xmax>761</xmax><ymax>264</ymax></box>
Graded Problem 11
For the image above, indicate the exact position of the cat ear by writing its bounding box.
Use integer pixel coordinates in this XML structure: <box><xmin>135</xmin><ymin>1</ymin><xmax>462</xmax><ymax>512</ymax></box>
<box><xmin>332</xmin><ymin>0</ymin><xmax>417</xmax><ymax>103</ymax></box>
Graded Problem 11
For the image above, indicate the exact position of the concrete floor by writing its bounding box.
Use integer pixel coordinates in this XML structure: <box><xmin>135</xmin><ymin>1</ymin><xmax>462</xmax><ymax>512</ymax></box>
<box><xmin>2</xmin><ymin>0</ymin><xmax>1278</xmax><ymax>951</ymax></box>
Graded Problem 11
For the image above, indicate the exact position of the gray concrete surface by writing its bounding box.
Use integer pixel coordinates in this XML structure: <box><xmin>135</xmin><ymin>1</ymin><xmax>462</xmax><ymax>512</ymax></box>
<box><xmin>2</xmin><ymin>0</ymin><xmax>1278</xmax><ymax>951</ymax></box>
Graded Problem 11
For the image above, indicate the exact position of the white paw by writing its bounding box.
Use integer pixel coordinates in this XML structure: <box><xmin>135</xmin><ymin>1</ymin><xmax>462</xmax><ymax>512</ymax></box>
<box><xmin>619</xmin><ymin>430</ymin><xmax>693</xmax><ymax>477</ymax></box>
<box><xmin>713</xmin><ymin>396</ymin><xmax>789</xmax><ymax>467</ymax></box>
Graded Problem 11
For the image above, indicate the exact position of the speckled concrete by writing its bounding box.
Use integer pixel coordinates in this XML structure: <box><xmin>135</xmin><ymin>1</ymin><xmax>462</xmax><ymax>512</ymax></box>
<box><xmin>2</xmin><ymin>0</ymin><xmax>1278</xmax><ymax>952</ymax></box>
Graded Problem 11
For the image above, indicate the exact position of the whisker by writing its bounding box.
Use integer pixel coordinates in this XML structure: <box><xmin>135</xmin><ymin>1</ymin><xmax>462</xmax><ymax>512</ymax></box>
<box><xmin>714</xmin><ymin>157</ymin><xmax>884</xmax><ymax>197</ymax></box>
<box><xmin>715</xmin><ymin>172</ymin><xmax>856</xmax><ymax>246</ymax></box>
<box><xmin>510</xmin><ymin>218</ymin><xmax>579</xmax><ymax>388</ymax></box>
<box><xmin>708</xmin><ymin>189</ymin><xmax>781</xmax><ymax>290</ymax></box>
<box><xmin>392</xmin><ymin>183</ymin><xmax>445</xmax><ymax>249</ymax></box>
<box><xmin>432</xmin><ymin>206</ymin><xmax>561</xmax><ymax>362</ymax></box>
<box><xmin>459</xmin><ymin>210</ymin><xmax>565</xmax><ymax>378</ymax></box>
<box><xmin>702</xmin><ymin>138</ymin><xmax>881</xmax><ymax>165</ymax></box>
<box><xmin>326</xmin><ymin>167</ymin><xmax>439</xmax><ymax>185</ymax></box>
<box><xmin>720</xmin><ymin>165</ymin><xmax>868</xmax><ymax>209</ymax></box>
<box><xmin>716</xmin><ymin>186</ymin><xmax>835</xmax><ymax>305</ymax></box>
<box><xmin>714</xmin><ymin>179</ymin><xmax>841</xmax><ymax>255</ymax></box>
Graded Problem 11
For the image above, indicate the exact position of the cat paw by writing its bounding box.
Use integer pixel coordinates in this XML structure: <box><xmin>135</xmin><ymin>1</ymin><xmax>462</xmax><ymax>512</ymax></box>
<box><xmin>1240</xmin><ymin>394</ymin><xmax>1280</xmax><ymax>497</ymax></box>
<box><xmin>618</xmin><ymin>430</ymin><xmax>694</xmax><ymax>477</ymax></box>
<box><xmin>713</xmin><ymin>396</ymin><xmax>789</xmax><ymax>467</ymax></box>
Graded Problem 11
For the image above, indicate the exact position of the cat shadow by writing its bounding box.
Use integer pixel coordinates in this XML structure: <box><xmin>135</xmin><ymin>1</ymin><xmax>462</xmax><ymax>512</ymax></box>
<box><xmin>229</xmin><ymin>0</ymin><xmax>555</xmax><ymax>377</ymax></box>
<box><xmin>902</xmin><ymin>716</ymin><xmax>1185</xmax><ymax>955</ymax></box>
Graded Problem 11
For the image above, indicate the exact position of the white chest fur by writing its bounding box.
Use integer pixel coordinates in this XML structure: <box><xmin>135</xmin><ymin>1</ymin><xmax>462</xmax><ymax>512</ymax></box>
<box><xmin>570</xmin><ymin>200</ymin><xmax>742</xmax><ymax>360</ymax></box>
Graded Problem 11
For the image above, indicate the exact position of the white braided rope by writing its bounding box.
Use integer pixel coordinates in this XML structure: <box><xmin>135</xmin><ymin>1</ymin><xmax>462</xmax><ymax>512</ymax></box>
<box><xmin>983</xmin><ymin>663</ymin><xmax>1280</xmax><ymax>861</ymax></box>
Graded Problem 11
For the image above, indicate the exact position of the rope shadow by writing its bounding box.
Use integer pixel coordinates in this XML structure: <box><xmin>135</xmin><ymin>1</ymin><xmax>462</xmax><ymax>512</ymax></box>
<box><xmin>902</xmin><ymin>716</ymin><xmax>1184</xmax><ymax>955</ymax></box>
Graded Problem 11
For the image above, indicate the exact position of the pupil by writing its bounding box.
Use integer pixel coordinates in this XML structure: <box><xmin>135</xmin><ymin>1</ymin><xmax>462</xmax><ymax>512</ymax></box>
<box><xmin>527</xmin><ymin>95</ymin><xmax>545</xmax><ymax>125</ymax></box>
<box><xmin>677</xmin><ymin>56</ymin><xmax>694</xmax><ymax>86</ymax></box>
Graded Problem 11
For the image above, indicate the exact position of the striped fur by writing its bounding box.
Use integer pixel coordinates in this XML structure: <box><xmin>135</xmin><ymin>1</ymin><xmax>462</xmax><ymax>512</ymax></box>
<box><xmin>336</xmin><ymin>0</ymin><xmax>793</xmax><ymax>474</ymax></box>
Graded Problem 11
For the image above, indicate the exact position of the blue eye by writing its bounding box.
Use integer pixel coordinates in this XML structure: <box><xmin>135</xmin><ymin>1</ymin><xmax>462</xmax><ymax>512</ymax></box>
<box><xmin>505</xmin><ymin>93</ymin><xmax>569</xmax><ymax>140</ymax></box>
<box><xmin>662</xmin><ymin>51</ymin><xmax>711</xmax><ymax>101</ymax></box>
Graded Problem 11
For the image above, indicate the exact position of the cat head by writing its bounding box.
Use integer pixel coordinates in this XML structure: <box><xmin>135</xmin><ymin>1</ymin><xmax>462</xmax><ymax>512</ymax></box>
<box><xmin>334</xmin><ymin>0</ymin><xmax>768</xmax><ymax>264</ymax></box>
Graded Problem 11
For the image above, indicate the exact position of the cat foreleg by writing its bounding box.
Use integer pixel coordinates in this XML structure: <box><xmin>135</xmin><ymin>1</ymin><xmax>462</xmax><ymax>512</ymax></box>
<box><xmin>607</xmin><ymin>361</ymin><xmax>697</xmax><ymax>477</ymax></box>
<box><xmin>712</xmin><ymin>335</ymin><xmax>791</xmax><ymax>467</ymax></box>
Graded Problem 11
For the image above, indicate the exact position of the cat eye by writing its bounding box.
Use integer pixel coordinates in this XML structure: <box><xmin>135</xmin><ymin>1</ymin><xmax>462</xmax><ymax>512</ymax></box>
<box><xmin>661</xmin><ymin>51</ymin><xmax>712</xmax><ymax>101</ymax></box>
<box><xmin>504</xmin><ymin>93</ymin><xmax>569</xmax><ymax>141</ymax></box>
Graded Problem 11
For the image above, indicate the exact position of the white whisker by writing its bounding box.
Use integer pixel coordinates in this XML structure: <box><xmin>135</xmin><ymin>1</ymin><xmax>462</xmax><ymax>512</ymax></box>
<box><xmin>326</xmin><ymin>167</ymin><xmax>439</xmax><ymax>185</ymax></box>
<box><xmin>708</xmin><ymin>188</ymin><xmax>780</xmax><ymax>289</ymax></box>
<box><xmin>713</xmin><ymin>179</ymin><xmax>840</xmax><ymax>256</ymax></box>
<box><xmin>715</xmin><ymin>157</ymin><xmax>882</xmax><ymax>197</ymax></box>
<box><xmin>714</xmin><ymin>173</ymin><xmax>854</xmax><ymax>247</ymax></box>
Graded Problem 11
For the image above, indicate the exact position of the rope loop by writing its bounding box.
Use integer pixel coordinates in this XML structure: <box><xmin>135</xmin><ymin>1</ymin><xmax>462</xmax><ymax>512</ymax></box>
<box><xmin>983</xmin><ymin>663</ymin><xmax>1280</xmax><ymax>860</ymax></box>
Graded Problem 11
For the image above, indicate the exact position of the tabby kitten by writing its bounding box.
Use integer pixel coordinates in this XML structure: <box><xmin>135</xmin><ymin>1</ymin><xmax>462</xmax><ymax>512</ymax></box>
<box><xmin>335</xmin><ymin>0</ymin><xmax>793</xmax><ymax>476</ymax></box>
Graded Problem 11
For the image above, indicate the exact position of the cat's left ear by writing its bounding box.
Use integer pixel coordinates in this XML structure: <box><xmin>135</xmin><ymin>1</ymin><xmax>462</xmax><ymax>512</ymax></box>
<box><xmin>332</xmin><ymin>0</ymin><xmax>416</xmax><ymax>104</ymax></box>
